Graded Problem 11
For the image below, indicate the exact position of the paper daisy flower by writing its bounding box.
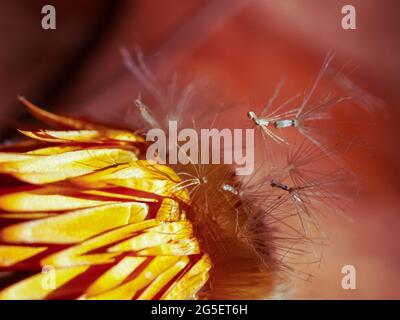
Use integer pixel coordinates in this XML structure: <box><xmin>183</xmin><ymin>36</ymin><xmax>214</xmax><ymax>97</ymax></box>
<box><xmin>0</xmin><ymin>98</ymin><xmax>210</xmax><ymax>300</ymax></box>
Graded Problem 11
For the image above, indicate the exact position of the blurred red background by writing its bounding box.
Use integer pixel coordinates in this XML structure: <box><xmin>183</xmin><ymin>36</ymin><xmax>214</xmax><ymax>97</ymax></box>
<box><xmin>0</xmin><ymin>0</ymin><xmax>399</xmax><ymax>298</ymax></box>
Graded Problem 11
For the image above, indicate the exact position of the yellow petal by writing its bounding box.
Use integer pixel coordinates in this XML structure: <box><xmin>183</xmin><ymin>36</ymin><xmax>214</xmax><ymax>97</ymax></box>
<box><xmin>156</xmin><ymin>198</ymin><xmax>183</xmax><ymax>221</ymax></box>
<box><xmin>1</xmin><ymin>202</ymin><xmax>149</xmax><ymax>244</ymax></box>
<box><xmin>40</xmin><ymin>220</ymin><xmax>159</xmax><ymax>267</ymax></box>
<box><xmin>0</xmin><ymin>245</ymin><xmax>47</xmax><ymax>267</ymax></box>
<box><xmin>18</xmin><ymin>96</ymin><xmax>110</xmax><ymax>130</ymax></box>
<box><xmin>107</xmin><ymin>221</ymin><xmax>193</xmax><ymax>252</ymax></box>
<box><xmin>70</xmin><ymin>161</ymin><xmax>190</xmax><ymax>203</ymax></box>
<box><xmin>0</xmin><ymin>187</ymin><xmax>115</xmax><ymax>212</ymax></box>
<box><xmin>0</xmin><ymin>213</ymin><xmax>55</xmax><ymax>219</ymax></box>
<box><xmin>137</xmin><ymin>238</ymin><xmax>200</xmax><ymax>256</ymax></box>
<box><xmin>85</xmin><ymin>256</ymin><xmax>182</xmax><ymax>300</ymax></box>
<box><xmin>82</xmin><ymin>189</ymin><xmax>157</xmax><ymax>203</ymax></box>
<box><xmin>27</xmin><ymin>146</ymin><xmax>81</xmax><ymax>155</ymax></box>
<box><xmin>83</xmin><ymin>256</ymin><xmax>147</xmax><ymax>298</ymax></box>
<box><xmin>161</xmin><ymin>254</ymin><xmax>211</xmax><ymax>300</ymax></box>
<box><xmin>0</xmin><ymin>148</ymin><xmax>138</xmax><ymax>184</ymax></box>
<box><xmin>137</xmin><ymin>257</ymin><xmax>190</xmax><ymax>300</ymax></box>
<box><xmin>0</xmin><ymin>266</ymin><xmax>89</xmax><ymax>300</ymax></box>
<box><xmin>0</xmin><ymin>153</ymin><xmax>37</xmax><ymax>162</ymax></box>
<box><xmin>19</xmin><ymin>129</ymin><xmax>144</xmax><ymax>144</ymax></box>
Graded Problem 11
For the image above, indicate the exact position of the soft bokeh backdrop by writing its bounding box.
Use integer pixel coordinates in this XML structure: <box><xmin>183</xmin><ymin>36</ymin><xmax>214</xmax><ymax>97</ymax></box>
<box><xmin>0</xmin><ymin>0</ymin><xmax>399</xmax><ymax>298</ymax></box>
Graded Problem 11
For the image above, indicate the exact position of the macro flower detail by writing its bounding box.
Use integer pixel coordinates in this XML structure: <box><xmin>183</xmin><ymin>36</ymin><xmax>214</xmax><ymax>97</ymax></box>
<box><xmin>0</xmin><ymin>98</ymin><xmax>210</xmax><ymax>300</ymax></box>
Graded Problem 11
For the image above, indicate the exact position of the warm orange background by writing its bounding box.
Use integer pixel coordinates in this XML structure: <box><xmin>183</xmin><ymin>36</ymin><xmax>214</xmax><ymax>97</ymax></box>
<box><xmin>0</xmin><ymin>0</ymin><xmax>399</xmax><ymax>299</ymax></box>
